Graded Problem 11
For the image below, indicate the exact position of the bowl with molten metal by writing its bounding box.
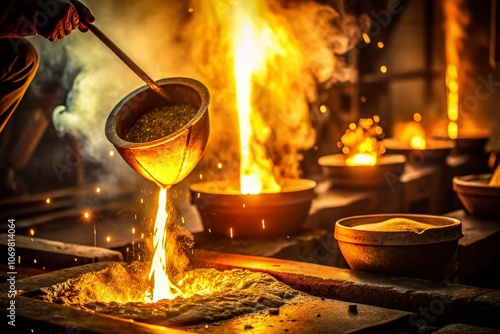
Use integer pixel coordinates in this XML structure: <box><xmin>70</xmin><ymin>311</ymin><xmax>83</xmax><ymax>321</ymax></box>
<box><xmin>334</xmin><ymin>214</ymin><xmax>462</xmax><ymax>279</ymax></box>
<box><xmin>453</xmin><ymin>174</ymin><xmax>500</xmax><ymax>218</ymax></box>
<box><xmin>382</xmin><ymin>138</ymin><xmax>455</xmax><ymax>166</ymax></box>
<box><xmin>190</xmin><ymin>178</ymin><xmax>316</xmax><ymax>237</ymax></box>
<box><xmin>105</xmin><ymin>77</ymin><xmax>210</xmax><ymax>187</ymax></box>
<box><xmin>318</xmin><ymin>154</ymin><xmax>406</xmax><ymax>188</ymax></box>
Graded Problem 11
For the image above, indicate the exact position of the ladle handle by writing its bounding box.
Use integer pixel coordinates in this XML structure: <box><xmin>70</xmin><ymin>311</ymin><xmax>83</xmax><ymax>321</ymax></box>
<box><xmin>84</xmin><ymin>22</ymin><xmax>172</xmax><ymax>103</ymax></box>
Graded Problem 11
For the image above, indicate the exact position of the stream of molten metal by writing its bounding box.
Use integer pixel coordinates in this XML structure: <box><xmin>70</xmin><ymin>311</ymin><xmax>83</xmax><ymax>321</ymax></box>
<box><xmin>146</xmin><ymin>188</ymin><xmax>183</xmax><ymax>302</ymax></box>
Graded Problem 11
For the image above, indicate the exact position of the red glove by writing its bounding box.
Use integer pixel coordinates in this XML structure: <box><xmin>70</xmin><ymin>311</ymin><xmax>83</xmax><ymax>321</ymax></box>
<box><xmin>36</xmin><ymin>0</ymin><xmax>95</xmax><ymax>42</ymax></box>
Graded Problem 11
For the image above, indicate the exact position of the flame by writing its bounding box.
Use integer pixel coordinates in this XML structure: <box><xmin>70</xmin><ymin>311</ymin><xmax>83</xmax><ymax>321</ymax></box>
<box><xmin>146</xmin><ymin>188</ymin><xmax>183</xmax><ymax>302</ymax></box>
<box><xmin>446</xmin><ymin>65</ymin><xmax>459</xmax><ymax>139</ymax></box>
<box><xmin>232</xmin><ymin>1</ymin><xmax>294</xmax><ymax>194</ymax></box>
<box><xmin>443</xmin><ymin>0</ymin><xmax>468</xmax><ymax>139</ymax></box>
<box><xmin>341</xmin><ymin>117</ymin><xmax>385</xmax><ymax>166</ymax></box>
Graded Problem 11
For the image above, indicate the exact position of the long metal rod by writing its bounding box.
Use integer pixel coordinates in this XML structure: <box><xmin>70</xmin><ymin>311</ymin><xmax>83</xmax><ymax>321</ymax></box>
<box><xmin>85</xmin><ymin>23</ymin><xmax>172</xmax><ymax>102</ymax></box>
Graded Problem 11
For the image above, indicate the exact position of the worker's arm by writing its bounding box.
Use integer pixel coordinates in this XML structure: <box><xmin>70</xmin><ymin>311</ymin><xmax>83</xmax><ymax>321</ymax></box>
<box><xmin>0</xmin><ymin>0</ymin><xmax>94</xmax><ymax>41</ymax></box>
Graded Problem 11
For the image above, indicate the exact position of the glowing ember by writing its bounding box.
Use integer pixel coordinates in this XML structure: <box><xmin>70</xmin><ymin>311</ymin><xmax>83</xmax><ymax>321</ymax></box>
<box><xmin>232</xmin><ymin>0</ymin><xmax>295</xmax><ymax>195</ymax></box>
<box><xmin>147</xmin><ymin>188</ymin><xmax>183</xmax><ymax>302</ymax></box>
<box><xmin>340</xmin><ymin>117</ymin><xmax>385</xmax><ymax>166</ymax></box>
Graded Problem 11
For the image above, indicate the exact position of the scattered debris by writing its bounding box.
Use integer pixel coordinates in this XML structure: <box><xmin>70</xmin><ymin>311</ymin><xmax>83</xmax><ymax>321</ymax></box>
<box><xmin>269</xmin><ymin>308</ymin><xmax>280</xmax><ymax>315</ymax></box>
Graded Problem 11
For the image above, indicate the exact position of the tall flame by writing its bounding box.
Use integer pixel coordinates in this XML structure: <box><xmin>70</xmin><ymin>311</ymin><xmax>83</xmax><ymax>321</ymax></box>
<box><xmin>231</xmin><ymin>1</ymin><xmax>295</xmax><ymax>194</ymax></box>
<box><xmin>446</xmin><ymin>65</ymin><xmax>459</xmax><ymax>139</ymax></box>
<box><xmin>146</xmin><ymin>188</ymin><xmax>183</xmax><ymax>302</ymax></box>
<box><xmin>443</xmin><ymin>0</ymin><xmax>467</xmax><ymax>139</ymax></box>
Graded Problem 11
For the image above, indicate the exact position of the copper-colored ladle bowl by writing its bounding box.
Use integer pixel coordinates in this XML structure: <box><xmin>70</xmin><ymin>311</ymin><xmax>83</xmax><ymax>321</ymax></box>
<box><xmin>105</xmin><ymin>77</ymin><xmax>210</xmax><ymax>187</ymax></box>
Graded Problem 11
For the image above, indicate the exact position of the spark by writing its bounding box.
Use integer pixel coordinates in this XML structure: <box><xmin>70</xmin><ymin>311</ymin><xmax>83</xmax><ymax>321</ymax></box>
<box><xmin>362</xmin><ymin>32</ymin><xmax>371</xmax><ymax>44</ymax></box>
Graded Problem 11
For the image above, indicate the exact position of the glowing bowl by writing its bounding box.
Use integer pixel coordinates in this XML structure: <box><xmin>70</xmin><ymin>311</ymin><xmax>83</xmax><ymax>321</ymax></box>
<box><xmin>190</xmin><ymin>178</ymin><xmax>316</xmax><ymax>237</ymax></box>
<box><xmin>334</xmin><ymin>214</ymin><xmax>462</xmax><ymax>280</ymax></box>
<box><xmin>105</xmin><ymin>77</ymin><xmax>210</xmax><ymax>187</ymax></box>
<box><xmin>318</xmin><ymin>154</ymin><xmax>406</xmax><ymax>188</ymax></box>
<box><xmin>382</xmin><ymin>138</ymin><xmax>455</xmax><ymax>166</ymax></box>
<box><xmin>453</xmin><ymin>174</ymin><xmax>500</xmax><ymax>218</ymax></box>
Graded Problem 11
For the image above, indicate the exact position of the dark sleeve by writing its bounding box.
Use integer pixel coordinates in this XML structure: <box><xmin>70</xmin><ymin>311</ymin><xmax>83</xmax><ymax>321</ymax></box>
<box><xmin>0</xmin><ymin>0</ymin><xmax>40</xmax><ymax>38</ymax></box>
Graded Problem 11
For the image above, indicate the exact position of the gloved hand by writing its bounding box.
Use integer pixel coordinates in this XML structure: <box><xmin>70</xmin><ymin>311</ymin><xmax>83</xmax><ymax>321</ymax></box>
<box><xmin>36</xmin><ymin>0</ymin><xmax>95</xmax><ymax>42</ymax></box>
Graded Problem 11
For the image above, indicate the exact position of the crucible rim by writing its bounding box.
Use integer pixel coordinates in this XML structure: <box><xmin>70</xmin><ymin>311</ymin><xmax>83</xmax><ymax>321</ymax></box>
<box><xmin>105</xmin><ymin>77</ymin><xmax>210</xmax><ymax>149</ymax></box>
<box><xmin>334</xmin><ymin>213</ymin><xmax>462</xmax><ymax>246</ymax></box>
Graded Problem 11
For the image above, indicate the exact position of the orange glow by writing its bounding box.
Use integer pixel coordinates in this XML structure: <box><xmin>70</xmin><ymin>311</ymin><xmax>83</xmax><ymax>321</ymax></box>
<box><xmin>233</xmin><ymin>1</ymin><xmax>295</xmax><ymax>195</ymax></box>
<box><xmin>410</xmin><ymin>136</ymin><xmax>426</xmax><ymax>150</ymax></box>
<box><xmin>341</xmin><ymin>117</ymin><xmax>385</xmax><ymax>166</ymax></box>
<box><xmin>446</xmin><ymin>64</ymin><xmax>459</xmax><ymax>138</ymax></box>
<box><xmin>147</xmin><ymin>188</ymin><xmax>183</xmax><ymax>302</ymax></box>
<box><xmin>83</xmin><ymin>211</ymin><xmax>90</xmax><ymax>220</ymax></box>
<box><xmin>346</xmin><ymin>153</ymin><xmax>377</xmax><ymax>166</ymax></box>
<box><xmin>45</xmin><ymin>198</ymin><xmax>51</xmax><ymax>204</ymax></box>
<box><xmin>448</xmin><ymin>122</ymin><xmax>458</xmax><ymax>139</ymax></box>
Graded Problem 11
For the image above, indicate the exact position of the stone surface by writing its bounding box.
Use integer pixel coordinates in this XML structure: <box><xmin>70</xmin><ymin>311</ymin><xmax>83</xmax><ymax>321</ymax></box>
<box><xmin>0</xmin><ymin>234</ymin><xmax>123</xmax><ymax>271</ymax></box>
<box><xmin>446</xmin><ymin>210</ymin><xmax>500</xmax><ymax>285</ymax></box>
<box><xmin>433</xmin><ymin>323</ymin><xmax>500</xmax><ymax>334</ymax></box>
<box><xmin>471</xmin><ymin>290</ymin><xmax>500</xmax><ymax>329</ymax></box>
<box><xmin>189</xmin><ymin>295</ymin><xmax>413</xmax><ymax>334</ymax></box>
